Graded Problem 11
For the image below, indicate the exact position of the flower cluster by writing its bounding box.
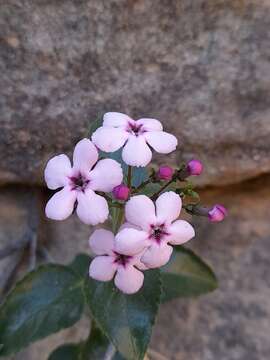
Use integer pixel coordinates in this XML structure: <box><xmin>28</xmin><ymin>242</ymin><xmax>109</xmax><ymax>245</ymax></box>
<box><xmin>44</xmin><ymin>112</ymin><xmax>227</xmax><ymax>294</ymax></box>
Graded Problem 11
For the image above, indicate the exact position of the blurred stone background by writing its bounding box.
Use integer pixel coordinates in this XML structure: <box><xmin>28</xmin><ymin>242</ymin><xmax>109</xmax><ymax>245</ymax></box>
<box><xmin>0</xmin><ymin>0</ymin><xmax>270</xmax><ymax>359</ymax></box>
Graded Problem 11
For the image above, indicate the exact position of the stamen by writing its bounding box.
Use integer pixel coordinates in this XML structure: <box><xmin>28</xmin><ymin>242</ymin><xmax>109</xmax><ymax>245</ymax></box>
<box><xmin>149</xmin><ymin>224</ymin><xmax>169</xmax><ymax>244</ymax></box>
<box><xmin>114</xmin><ymin>252</ymin><xmax>132</xmax><ymax>267</ymax></box>
<box><xmin>127</xmin><ymin>122</ymin><xmax>144</xmax><ymax>137</ymax></box>
<box><xmin>70</xmin><ymin>173</ymin><xmax>89</xmax><ymax>192</ymax></box>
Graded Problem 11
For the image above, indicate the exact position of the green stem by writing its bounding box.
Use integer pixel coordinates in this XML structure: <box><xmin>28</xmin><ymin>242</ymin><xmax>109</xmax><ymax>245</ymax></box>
<box><xmin>127</xmin><ymin>166</ymin><xmax>132</xmax><ymax>189</ymax></box>
<box><xmin>151</xmin><ymin>177</ymin><xmax>176</xmax><ymax>201</ymax></box>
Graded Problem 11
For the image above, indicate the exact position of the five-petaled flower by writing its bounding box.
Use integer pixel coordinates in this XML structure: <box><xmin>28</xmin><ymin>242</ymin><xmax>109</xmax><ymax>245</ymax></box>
<box><xmin>89</xmin><ymin>229</ymin><xmax>147</xmax><ymax>294</ymax></box>
<box><xmin>115</xmin><ymin>191</ymin><xmax>195</xmax><ymax>268</ymax></box>
<box><xmin>44</xmin><ymin>138</ymin><xmax>123</xmax><ymax>225</ymax></box>
<box><xmin>92</xmin><ymin>112</ymin><xmax>178</xmax><ymax>167</ymax></box>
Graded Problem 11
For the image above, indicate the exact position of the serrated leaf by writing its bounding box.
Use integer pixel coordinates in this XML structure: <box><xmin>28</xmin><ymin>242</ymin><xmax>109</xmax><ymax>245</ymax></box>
<box><xmin>84</xmin><ymin>269</ymin><xmax>161</xmax><ymax>360</ymax></box>
<box><xmin>0</xmin><ymin>264</ymin><xmax>85</xmax><ymax>357</ymax></box>
<box><xmin>161</xmin><ymin>246</ymin><xmax>218</xmax><ymax>302</ymax></box>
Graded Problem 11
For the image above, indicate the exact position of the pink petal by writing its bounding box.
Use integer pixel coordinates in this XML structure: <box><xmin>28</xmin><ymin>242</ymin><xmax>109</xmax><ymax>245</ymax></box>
<box><xmin>114</xmin><ymin>265</ymin><xmax>144</xmax><ymax>294</ymax></box>
<box><xmin>44</xmin><ymin>154</ymin><xmax>72</xmax><ymax>190</ymax></box>
<box><xmin>119</xmin><ymin>222</ymin><xmax>141</xmax><ymax>231</ymax></box>
<box><xmin>133</xmin><ymin>252</ymin><xmax>149</xmax><ymax>270</ymax></box>
<box><xmin>125</xmin><ymin>195</ymin><xmax>156</xmax><ymax>230</ymax></box>
<box><xmin>103</xmin><ymin>112</ymin><xmax>131</xmax><ymax>127</ymax></box>
<box><xmin>144</xmin><ymin>131</ymin><xmax>178</xmax><ymax>154</ymax></box>
<box><xmin>141</xmin><ymin>242</ymin><xmax>173</xmax><ymax>268</ymax></box>
<box><xmin>156</xmin><ymin>191</ymin><xmax>182</xmax><ymax>224</ymax></box>
<box><xmin>122</xmin><ymin>135</ymin><xmax>152</xmax><ymax>167</ymax></box>
<box><xmin>115</xmin><ymin>228</ymin><xmax>149</xmax><ymax>256</ymax></box>
<box><xmin>73</xmin><ymin>138</ymin><xmax>98</xmax><ymax>173</ymax></box>
<box><xmin>136</xmin><ymin>118</ymin><xmax>163</xmax><ymax>131</ymax></box>
<box><xmin>89</xmin><ymin>229</ymin><xmax>115</xmax><ymax>255</ymax></box>
<box><xmin>76</xmin><ymin>188</ymin><xmax>109</xmax><ymax>225</ymax></box>
<box><xmin>167</xmin><ymin>220</ymin><xmax>195</xmax><ymax>245</ymax></box>
<box><xmin>92</xmin><ymin>127</ymin><xmax>129</xmax><ymax>152</ymax></box>
<box><xmin>89</xmin><ymin>256</ymin><xmax>117</xmax><ymax>282</ymax></box>
<box><xmin>89</xmin><ymin>159</ymin><xmax>123</xmax><ymax>192</ymax></box>
<box><xmin>45</xmin><ymin>187</ymin><xmax>76</xmax><ymax>221</ymax></box>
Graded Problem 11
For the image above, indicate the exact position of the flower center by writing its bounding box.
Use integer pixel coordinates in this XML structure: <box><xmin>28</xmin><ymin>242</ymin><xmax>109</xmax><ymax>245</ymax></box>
<box><xmin>127</xmin><ymin>122</ymin><xmax>144</xmax><ymax>137</ymax></box>
<box><xmin>149</xmin><ymin>224</ymin><xmax>169</xmax><ymax>244</ymax></box>
<box><xmin>114</xmin><ymin>252</ymin><xmax>132</xmax><ymax>267</ymax></box>
<box><xmin>70</xmin><ymin>173</ymin><xmax>89</xmax><ymax>192</ymax></box>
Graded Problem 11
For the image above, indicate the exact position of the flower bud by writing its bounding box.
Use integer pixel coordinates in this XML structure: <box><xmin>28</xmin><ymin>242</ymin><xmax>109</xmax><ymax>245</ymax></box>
<box><xmin>208</xmin><ymin>205</ymin><xmax>228</xmax><ymax>222</ymax></box>
<box><xmin>157</xmin><ymin>166</ymin><xmax>174</xmax><ymax>181</ymax></box>
<box><xmin>187</xmin><ymin>159</ymin><xmax>203</xmax><ymax>176</ymax></box>
<box><xmin>113</xmin><ymin>184</ymin><xmax>130</xmax><ymax>201</ymax></box>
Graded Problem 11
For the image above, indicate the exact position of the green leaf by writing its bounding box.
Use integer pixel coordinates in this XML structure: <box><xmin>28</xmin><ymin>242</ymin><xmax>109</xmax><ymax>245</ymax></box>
<box><xmin>49</xmin><ymin>324</ymin><xmax>125</xmax><ymax>360</ymax></box>
<box><xmin>48</xmin><ymin>344</ymin><xmax>81</xmax><ymax>360</ymax></box>
<box><xmin>161</xmin><ymin>246</ymin><xmax>218</xmax><ymax>303</ymax></box>
<box><xmin>100</xmin><ymin>149</ymin><xmax>148</xmax><ymax>188</ymax></box>
<box><xmin>89</xmin><ymin>117</ymin><xmax>103</xmax><ymax>136</ymax></box>
<box><xmin>84</xmin><ymin>269</ymin><xmax>161</xmax><ymax>360</ymax></box>
<box><xmin>0</xmin><ymin>264</ymin><xmax>85</xmax><ymax>357</ymax></box>
<box><xmin>70</xmin><ymin>253</ymin><xmax>91</xmax><ymax>278</ymax></box>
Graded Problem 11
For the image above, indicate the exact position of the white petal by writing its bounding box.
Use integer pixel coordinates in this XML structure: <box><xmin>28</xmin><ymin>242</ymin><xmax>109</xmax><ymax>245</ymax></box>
<box><xmin>89</xmin><ymin>256</ymin><xmax>117</xmax><ymax>281</ymax></box>
<box><xmin>44</xmin><ymin>154</ymin><xmax>71</xmax><ymax>190</ymax></box>
<box><xmin>144</xmin><ymin>131</ymin><xmax>178</xmax><ymax>154</ymax></box>
<box><xmin>73</xmin><ymin>138</ymin><xmax>98</xmax><ymax>173</ymax></box>
<box><xmin>167</xmin><ymin>220</ymin><xmax>195</xmax><ymax>245</ymax></box>
<box><xmin>103</xmin><ymin>112</ymin><xmax>131</xmax><ymax>128</ymax></box>
<box><xmin>136</xmin><ymin>118</ymin><xmax>163</xmax><ymax>131</ymax></box>
<box><xmin>89</xmin><ymin>229</ymin><xmax>115</xmax><ymax>255</ymax></box>
<box><xmin>115</xmin><ymin>228</ymin><xmax>149</xmax><ymax>256</ymax></box>
<box><xmin>125</xmin><ymin>195</ymin><xmax>156</xmax><ymax>230</ymax></box>
<box><xmin>156</xmin><ymin>191</ymin><xmax>182</xmax><ymax>224</ymax></box>
<box><xmin>141</xmin><ymin>242</ymin><xmax>173</xmax><ymax>268</ymax></box>
<box><xmin>89</xmin><ymin>159</ymin><xmax>123</xmax><ymax>192</ymax></box>
<box><xmin>122</xmin><ymin>135</ymin><xmax>152</xmax><ymax>167</ymax></box>
<box><xmin>76</xmin><ymin>189</ymin><xmax>109</xmax><ymax>225</ymax></box>
<box><xmin>92</xmin><ymin>127</ymin><xmax>129</xmax><ymax>152</ymax></box>
<box><xmin>45</xmin><ymin>187</ymin><xmax>76</xmax><ymax>221</ymax></box>
<box><xmin>119</xmin><ymin>222</ymin><xmax>141</xmax><ymax>231</ymax></box>
<box><xmin>114</xmin><ymin>265</ymin><xmax>144</xmax><ymax>294</ymax></box>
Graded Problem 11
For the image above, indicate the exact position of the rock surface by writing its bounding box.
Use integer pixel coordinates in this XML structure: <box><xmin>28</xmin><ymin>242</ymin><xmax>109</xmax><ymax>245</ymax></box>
<box><xmin>0</xmin><ymin>175</ymin><xmax>268</xmax><ymax>359</ymax></box>
<box><xmin>1</xmin><ymin>0</ymin><xmax>270</xmax><ymax>187</ymax></box>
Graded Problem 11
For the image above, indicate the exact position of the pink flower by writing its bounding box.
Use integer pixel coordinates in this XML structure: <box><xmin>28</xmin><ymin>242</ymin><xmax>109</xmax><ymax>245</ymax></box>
<box><xmin>89</xmin><ymin>229</ymin><xmax>147</xmax><ymax>294</ymax></box>
<box><xmin>115</xmin><ymin>192</ymin><xmax>195</xmax><ymax>269</ymax></box>
<box><xmin>44</xmin><ymin>138</ymin><xmax>123</xmax><ymax>225</ymax></box>
<box><xmin>92</xmin><ymin>112</ymin><xmax>178</xmax><ymax>167</ymax></box>
<box><xmin>208</xmin><ymin>204</ymin><xmax>228</xmax><ymax>222</ymax></box>
<box><xmin>113</xmin><ymin>184</ymin><xmax>130</xmax><ymax>201</ymax></box>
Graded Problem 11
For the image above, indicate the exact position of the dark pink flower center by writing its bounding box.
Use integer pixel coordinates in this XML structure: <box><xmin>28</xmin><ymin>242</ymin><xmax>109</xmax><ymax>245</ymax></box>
<box><xmin>69</xmin><ymin>173</ymin><xmax>89</xmax><ymax>192</ymax></box>
<box><xmin>127</xmin><ymin>122</ymin><xmax>145</xmax><ymax>137</ymax></box>
<box><xmin>114</xmin><ymin>252</ymin><xmax>132</xmax><ymax>267</ymax></box>
<box><xmin>149</xmin><ymin>224</ymin><xmax>169</xmax><ymax>244</ymax></box>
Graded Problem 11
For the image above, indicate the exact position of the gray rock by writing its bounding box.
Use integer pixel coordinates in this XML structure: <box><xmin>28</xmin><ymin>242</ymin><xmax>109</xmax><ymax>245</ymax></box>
<box><xmin>152</xmin><ymin>175</ymin><xmax>270</xmax><ymax>360</ymax></box>
<box><xmin>1</xmin><ymin>0</ymin><xmax>270</xmax><ymax>186</ymax></box>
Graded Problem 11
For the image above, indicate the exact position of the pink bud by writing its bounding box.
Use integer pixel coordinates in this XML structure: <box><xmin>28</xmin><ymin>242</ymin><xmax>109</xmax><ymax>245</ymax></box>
<box><xmin>208</xmin><ymin>205</ymin><xmax>228</xmax><ymax>222</ymax></box>
<box><xmin>187</xmin><ymin>159</ymin><xmax>203</xmax><ymax>176</ymax></box>
<box><xmin>113</xmin><ymin>184</ymin><xmax>130</xmax><ymax>201</ymax></box>
<box><xmin>157</xmin><ymin>166</ymin><xmax>174</xmax><ymax>181</ymax></box>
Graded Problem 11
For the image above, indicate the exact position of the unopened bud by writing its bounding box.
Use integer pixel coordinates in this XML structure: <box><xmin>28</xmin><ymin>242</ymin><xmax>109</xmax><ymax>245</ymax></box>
<box><xmin>187</xmin><ymin>159</ymin><xmax>203</xmax><ymax>176</ymax></box>
<box><xmin>208</xmin><ymin>205</ymin><xmax>228</xmax><ymax>222</ymax></box>
<box><xmin>157</xmin><ymin>166</ymin><xmax>174</xmax><ymax>181</ymax></box>
<box><xmin>113</xmin><ymin>184</ymin><xmax>130</xmax><ymax>201</ymax></box>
